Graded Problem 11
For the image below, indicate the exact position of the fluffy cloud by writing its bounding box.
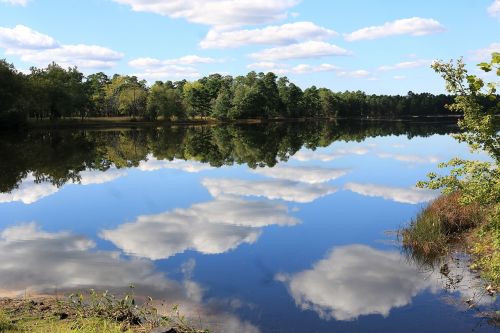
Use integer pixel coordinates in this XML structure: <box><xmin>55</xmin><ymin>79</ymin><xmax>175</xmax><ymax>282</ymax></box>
<box><xmin>0</xmin><ymin>223</ymin><xmax>261</xmax><ymax>332</ymax></box>
<box><xmin>112</xmin><ymin>0</ymin><xmax>299</xmax><ymax>28</ymax></box>
<box><xmin>378</xmin><ymin>59</ymin><xmax>432</xmax><ymax>71</ymax></box>
<box><xmin>292</xmin><ymin>147</ymin><xmax>371</xmax><ymax>162</ymax></box>
<box><xmin>276</xmin><ymin>245</ymin><xmax>438</xmax><ymax>321</ymax></box>
<box><xmin>138</xmin><ymin>156</ymin><xmax>213</xmax><ymax>173</ymax></box>
<box><xmin>345</xmin><ymin>17</ymin><xmax>445</xmax><ymax>41</ymax></box>
<box><xmin>344</xmin><ymin>182</ymin><xmax>437</xmax><ymax>204</ymax></box>
<box><xmin>203</xmin><ymin>178</ymin><xmax>337</xmax><ymax>203</ymax></box>
<box><xmin>376</xmin><ymin>152</ymin><xmax>440</xmax><ymax>164</ymax></box>
<box><xmin>129</xmin><ymin>55</ymin><xmax>217</xmax><ymax>68</ymax></box>
<box><xmin>0</xmin><ymin>25</ymin><xmax>57</xmax><ymax>50</ymax></box>
<box><xmin>0</xmin><ymin>25</ymin><xmax>123</xmax><ymax>69</ymax></box>
<box><xmin>200</xmin><ymin>22</ymin><xmax>337</xmax><ymax>49</ymax></box>
<box><xmin>249</xmin><ymin>41</ymin><xmax>350</xmax><ymax>61</ymax></box>
<box><xmin>252</xmin><ymin>165</ymin><xmax>349</xmax><ymax>184</ymax></box>
<box><xmin>101</xmin><ymin>196</ymin><xmax>298</xmax><ymax>260</ymax></box>
<box><xmin>469</xmin><ymin>42</ymin><xmax>500</xmax><ymax>61</ymax></box>
<box><xmin>488</xmin><ymin>0</ymin><xmax>500</xmax><ymax>21</ymax></box>
<box><xmin>337</xmin><ymin>69</ymin><xmax>372</xmax><ymax>79</ymax></box>
<box><xmin>247</xmin><ymin>62</ymin><xmax>340</xmax><ymax>75</ymax></box>
<box><xmin>128</xmin><ymin>56</ymin><xmax>216</xmax><ymax>81</ymax></box>
<box><xmin>291</xmin><ymin>63</ymin><xmax>340</xmax><ymax>74</ymax></box>
<box><xmin>0</xmin><ymin>0</ymin><xmax>28</xmax><ymax>5</ymax></box>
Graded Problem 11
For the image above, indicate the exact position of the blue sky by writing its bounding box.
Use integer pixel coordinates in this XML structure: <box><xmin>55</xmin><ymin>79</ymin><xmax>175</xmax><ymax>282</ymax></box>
<box><xmin>0</xmin><ymin>0</ymin><xmax>498</xmax><ymax>94</ymax></box>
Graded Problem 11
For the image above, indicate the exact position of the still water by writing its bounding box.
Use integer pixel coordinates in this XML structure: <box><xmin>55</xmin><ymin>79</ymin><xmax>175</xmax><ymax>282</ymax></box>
<box><xmin>0</xmin><ymin>120</ymin><xmax>497</xmax><ymax>332</ymax></box>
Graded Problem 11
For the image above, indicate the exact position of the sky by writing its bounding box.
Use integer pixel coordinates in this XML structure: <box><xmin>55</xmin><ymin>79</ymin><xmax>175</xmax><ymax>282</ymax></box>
<box><xmin>0</xmin><ymin>0</ymin><xmax>498</xmax><ymax>94</ymax></box>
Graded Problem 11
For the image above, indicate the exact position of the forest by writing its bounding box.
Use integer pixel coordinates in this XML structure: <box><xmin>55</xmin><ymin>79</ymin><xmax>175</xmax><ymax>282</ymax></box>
<box><xmin>0</xmin><ymin>59</ymin><xmax>480</xmax><ymax>125</ymax></box>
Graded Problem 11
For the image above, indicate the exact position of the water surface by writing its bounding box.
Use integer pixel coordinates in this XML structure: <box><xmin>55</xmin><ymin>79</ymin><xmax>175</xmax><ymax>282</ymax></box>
<box><xmin>0</xmin><ymin>120</ymin><xmax>497</xmax><ymax>332</ymax></box>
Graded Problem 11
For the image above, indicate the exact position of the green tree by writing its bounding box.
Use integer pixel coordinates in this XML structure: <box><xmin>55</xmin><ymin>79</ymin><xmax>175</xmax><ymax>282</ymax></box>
<box><xmin>418</xmin><ymin>53</ymin><xmax>499</xmax><ymax>209</ymax></box>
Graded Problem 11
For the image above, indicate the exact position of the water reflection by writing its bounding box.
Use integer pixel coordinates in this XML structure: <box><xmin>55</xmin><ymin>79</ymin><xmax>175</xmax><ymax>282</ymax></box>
<box><xmin>252</xmin><ymin>165</ymin><xmax>350</xmax><ymax>184</ymax></box>
<box><xmin>0</xmin><ymin>223</ymin><xmax>261</xmax><ymax>332</ymax></box>
<box><xmin>344</xmin><ymin>182</ymin><xmax>437</xmax><ymax>204</ymax></box>
<box><xmin>203</xmin><ymin>178</ymin><xmax>337</xmax><ymax>203</ymax></box>
<box><xmin>2</xmin><ymin>120</ymin><xmax>495</xmax><ymax>332</ymax></box>
<box><xmin>0</xmin><ymin>120</ymin><xmax>455</xmax><ymax>194</ymax></box>
<box><xmin>276</xmin><ymin>245</ymin><xmax>494</xmax><ymax>322</ymax></box>
<box><xmin>0</xmin><ymin>168</ymin><xmax>126</xmax><ymax>204</ymax></box>
<box><xmin>101</xmin><ymin>196</ymin><xmax>299</xmax><ymax>260</ymax></box>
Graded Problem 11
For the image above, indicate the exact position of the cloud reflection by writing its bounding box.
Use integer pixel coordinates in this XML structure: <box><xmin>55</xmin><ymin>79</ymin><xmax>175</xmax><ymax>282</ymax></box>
<box><xmin>101</xmin><ymin>197</ymin><xmax>299</xmax><ymax>260</ymax></box>
<box><xmin>0</xmin><ymin>169</ymin><xmax>126</xmax><ymax>204</ymax></box>
<box><xmin>276</xmin><ymin>245</ymin><xmax>438</xmax><ymax>321</ymax></box>
<box><xmin>0</xmin><ymin>223</ymin><xmax>261</xmax><ymax>332</ymax></box>
<box><xmin>376</xmin><ymin>152</ymin><xmax>440</xmax><ymax>164</ymax></box>
<box><xmin>138</xmin><ymin>155</ymin><xmax>213</xmax><ymax>173</ymax></box>
<box><xmin>252</xmin><ymin>165</ymin><xmax>349</xmax><ymax>184</ymax></box>
<box><xmin>344</xmin><ymin>182</ymin><xmax>436</xmax><ymax>204</ymax></box>
<box><xmin>203</xmin><ymin>178</ymin><xmax>337</xmax><ymax>203</ymax></box>
<box><xmin>293</xmin><ymin>147</ymin><xmax>371</xmax><ymax>162</ymax></box>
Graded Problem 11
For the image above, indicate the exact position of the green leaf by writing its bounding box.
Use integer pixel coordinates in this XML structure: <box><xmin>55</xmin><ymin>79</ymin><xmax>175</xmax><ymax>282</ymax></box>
<box><xmin>478</xmin><ymin>62</ymin><xmax>492</xmax><ymax>72</ymax></box>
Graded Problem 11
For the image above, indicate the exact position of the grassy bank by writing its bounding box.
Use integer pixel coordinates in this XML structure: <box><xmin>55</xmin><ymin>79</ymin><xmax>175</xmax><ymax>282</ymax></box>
<box><xmin>0</xmin><ymin>290</ymin><xmax>207</xmax><ymax>333</ymax></box>
<box><xmin>401</xmin><ymin>192</ymin><xmax>499</xmax><ymax>288</ymax></box>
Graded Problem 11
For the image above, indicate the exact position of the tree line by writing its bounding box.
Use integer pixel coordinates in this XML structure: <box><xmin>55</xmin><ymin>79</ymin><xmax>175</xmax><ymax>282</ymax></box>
<box><xmin>2</xmin><ymin>59</ymin><xmax>494</xmax><ymax>125</ymax></box>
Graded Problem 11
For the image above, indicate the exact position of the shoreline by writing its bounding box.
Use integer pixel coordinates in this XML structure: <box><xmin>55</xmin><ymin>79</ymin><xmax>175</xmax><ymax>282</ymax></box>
<box><xmin>15</xmin><ymin>115</ymin><xmax>462</xmax><ymax>130</ymax></box>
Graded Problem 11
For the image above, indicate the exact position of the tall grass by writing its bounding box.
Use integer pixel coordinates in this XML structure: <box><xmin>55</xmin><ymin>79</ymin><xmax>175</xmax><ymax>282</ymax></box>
<box><xmin>401</xmin><ymin>192</ymin><xmax>483</xmax><ymax>257</ymax></box>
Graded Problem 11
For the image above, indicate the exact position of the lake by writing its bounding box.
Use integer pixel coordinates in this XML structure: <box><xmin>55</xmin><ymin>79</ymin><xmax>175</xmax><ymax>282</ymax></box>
<box><xmin>0</xmin><ymin>120</ymin><xmax>497</xmax><ymax>332</ymax></box>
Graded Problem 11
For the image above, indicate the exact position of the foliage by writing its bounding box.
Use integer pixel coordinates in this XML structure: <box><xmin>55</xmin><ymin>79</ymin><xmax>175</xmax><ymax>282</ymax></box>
<box><xmin>414</xmin><ymin>53</ymin><xmax>500</xmax><ymax>287</ymax></box>
<box><xmin>417</xmin><ymin>53</ymin><xmax>499</xmax><ymax>207</ymax></box>
<box><xmin>3</xmin><ymin>60</ymin><xmax>498</xmax><ymax>124</ymax></box>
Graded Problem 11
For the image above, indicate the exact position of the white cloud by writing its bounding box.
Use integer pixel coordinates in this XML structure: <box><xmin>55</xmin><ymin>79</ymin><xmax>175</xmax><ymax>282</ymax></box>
<box><xmin>393</xmin><ymin>75</ymin><xmax>406</xmax><ymax>80</ymax></box>
<box><xmin>20</xmin><ymin>44</ymin><xmax>123</xmax><ymax>69</ymax></box>
<box><xmin>276</xmin><ymin>245</ymin><xmax>439</xmax><ymax>321</ymax></box>
<box><xmin>129</xmin><ymin>55</ymin><xmax>217</xmax><ymax>67</ymax></box>
<box><xmin>247</xmin><ymin>62</ymin><xmax>340</xmax><ymax>75</ymax></box>
<box><xmin>252</xmin><ymin>165</ymin><xmax>349</xmax><ymax>184</ymax></box>
<box><xmin>129</xmin><ymin>56</ymin><xmax>216</xmax><ymax>81</ymax></box>
<box><xmin>345</xmin><ymin>17</ymin><xmax>445</xmax><ymax>42</ymax></box>
<box><xmin>249</xmin><ymin>41</ymin><xmax>350</xmax><ymax>61</ymax></box>
<box><xmin>138</xmin><ymin>156</ymin><xmax>213</xmax><ymax>173</ymax></box>
<box><xmin>200</xmin><ymin>22</ymin><xmax>337</xmax><ymax>49</ymax></box>
<box><xmin>112</xmin><ymin>0</ymin><xmax>300</xmax><ymax>28</ymax></box>
<box><xmin>0</xmin><ymin>25</ymin><xmax>123</xmax><ymax>69</ymax></box>
<box><xmin>292</xmin><ymin>147</ymin><xmax>371</xmax><ymax>162</ymax></box>
<box><xmin>203</xmin><ymin>178</ymin><xmax>337</xmax><ymax>203</ymax></box>
<box><xmin>0</xmin><ymin>0</ymin><xmax>29</xmax><ymax>6</ymax></box>
<box><xmin>291</xmin><ymin>63</ymin><xmax>340</xmax><ymax>74</ymax></box>
<box><xmin>376</xmin><ymin>152</ymin><xmax>440</xmax><ymax>164</ymax></box>
<box><xmin>0</xmin><ymin>223</ymin><xmax>261</xmax><ymax>332</ymax></box>
<box><xmin>469</xmin><ymin>42</ymin><xmax>500</xmax><ymax>61</ymax></box>
<box><xmin>337</xmin><ymin>69</ymin><xmax>372</xmax><ymax>79</ymax></box>
<box><xmin>344</xmin><ymin>182</ymin><xmax>437</xmax><ymax>204</ymax></box>
<box><xmin>378</xmin><ymin>59</ymin><xmax>432</xmax><ymax>71</ymax></box>
<box><xmin>0</xmin><ymin>25</ymin><xmax>57</xmax><ymax>50</ymax></box>
<box><xmin>101</xmin><ymin>196</ymin><xmax>298</xmax><ymax>260</ymax></box>
<box><xmin>132</xmin><ymin>67</ymin><xmax>201</xmax><ymax>81</ymax></box>
<box><xmin>488</xmin><ymin>0</ymin><xmax>500</xmax><ymax>21</ymax></box>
